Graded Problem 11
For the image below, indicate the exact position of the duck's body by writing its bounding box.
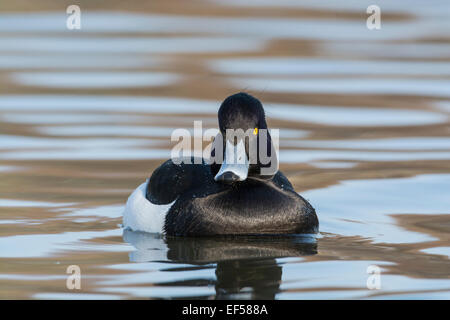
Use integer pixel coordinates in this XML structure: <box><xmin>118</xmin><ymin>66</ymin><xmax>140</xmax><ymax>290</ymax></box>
<box><xmin>123</xmin><ymin>93</ymin><xmax>318</xmax><ymax>236</ymax></box>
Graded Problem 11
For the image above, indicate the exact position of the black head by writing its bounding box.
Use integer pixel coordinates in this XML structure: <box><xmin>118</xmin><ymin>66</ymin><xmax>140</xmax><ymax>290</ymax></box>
<box><xmin>211</xmin><ymin>92</ymin><xmax>278</xmax><ymax>183</ymax></box>
<box><xmin>218</xmin><ymin>92</ymin><xmax>267</xmax><ymax>133</ymax></box>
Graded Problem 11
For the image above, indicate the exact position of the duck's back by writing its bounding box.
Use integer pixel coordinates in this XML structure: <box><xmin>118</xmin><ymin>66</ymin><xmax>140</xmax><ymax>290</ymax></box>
<box><xmin>127</xmin><ymin>158</ymin><xmax>318</xmax><ymax>236</ymax></box>
<box><xmin>146</xmin><ymin>159</ymin><xmax>318</xmax><ymax>236</ymax></box>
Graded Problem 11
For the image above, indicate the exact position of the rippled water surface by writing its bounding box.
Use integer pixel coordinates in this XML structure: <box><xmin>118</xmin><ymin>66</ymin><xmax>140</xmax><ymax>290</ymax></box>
<box><xmin>0</xmin><ymin>0</ymin><xmax>449</xmax><ymax>299</ymax></box>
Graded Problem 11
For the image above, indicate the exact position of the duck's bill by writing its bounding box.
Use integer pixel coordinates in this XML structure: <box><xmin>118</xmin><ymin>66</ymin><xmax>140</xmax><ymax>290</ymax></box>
<box><xmin>214</xmin><ymin>139</ymin><xmax>249</xmax><ymax>183</ymax></box>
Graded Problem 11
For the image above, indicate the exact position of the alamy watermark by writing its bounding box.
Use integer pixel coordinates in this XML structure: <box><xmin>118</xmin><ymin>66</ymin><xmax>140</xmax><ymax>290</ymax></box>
<box><xmin>66</xmin><ymin>5</ymin><xmax>81</xmax><ymax>30</ymax></box>
<box><xmin>170</xmin><ymin>121</ymin><xmax>279</xmax><ymax>176</ymax></box>
<box><xmin>64</xmin><ymin>5</ymin><xmax>381</xmax><ymax>32</ymax></box>
<box><xmin>66</xmin><ymin>265</ymin><xmax>81</xmax><ymax>290</ymax></box>
<box><xmin>367</xmin><ymin>5</ymin><xmax>381</xmax><ymax>30</ymax></box>
<box><xmin>366</xmin><ymin>265</ymin><xmax>381</xmax><ymax>290</ymax></box>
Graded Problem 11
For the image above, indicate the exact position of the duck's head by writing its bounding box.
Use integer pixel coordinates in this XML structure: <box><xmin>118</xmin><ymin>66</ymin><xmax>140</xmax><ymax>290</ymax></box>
<box><xmin>211</xmin><ymin>92</ymin><xmax>278</xmax><ymax>183</ymax></box>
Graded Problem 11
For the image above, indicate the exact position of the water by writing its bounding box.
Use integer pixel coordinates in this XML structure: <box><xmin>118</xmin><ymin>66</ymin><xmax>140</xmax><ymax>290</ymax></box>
<box><xmin>0</xmin><ymin>0</ymin><xmax>449</xmax><ymax>300</ymax></box>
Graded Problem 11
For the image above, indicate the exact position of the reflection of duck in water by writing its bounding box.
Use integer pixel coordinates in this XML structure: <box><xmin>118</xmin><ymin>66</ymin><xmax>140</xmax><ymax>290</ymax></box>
<box><xmin>123</xmin><ymin>230</ymin><xmax>317</xmax><ymax>299</ymax></box>
<box><xmin>123</xmin><ymin>92</ymin><xmax>318</xmax><ymax>236</ymax></box>
<box><xmin>215</xmin><ymin>259</ymin><xmax>282</xmax><ymax>300</ymax></box>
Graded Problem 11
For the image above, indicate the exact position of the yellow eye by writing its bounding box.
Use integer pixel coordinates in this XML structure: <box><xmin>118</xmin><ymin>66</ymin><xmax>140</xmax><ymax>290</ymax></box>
<box><xmin>253</xmin><ymin>127</ymin><xmax>258</xmax><ymax>135</ymax></box>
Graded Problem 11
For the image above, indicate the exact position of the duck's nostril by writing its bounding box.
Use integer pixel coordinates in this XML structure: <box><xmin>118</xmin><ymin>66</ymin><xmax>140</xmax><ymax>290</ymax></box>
<box><xmin>216</xmin><ymin>171</ymin><xmax>240</xmax><ymax>184</ymax></box>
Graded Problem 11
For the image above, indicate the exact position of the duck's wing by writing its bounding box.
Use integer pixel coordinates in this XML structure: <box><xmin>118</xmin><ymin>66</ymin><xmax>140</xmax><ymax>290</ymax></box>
<box><xmin>146</xmin><ymin>157</ymin><xmax>213</xmax><ymax>204</ymax></box>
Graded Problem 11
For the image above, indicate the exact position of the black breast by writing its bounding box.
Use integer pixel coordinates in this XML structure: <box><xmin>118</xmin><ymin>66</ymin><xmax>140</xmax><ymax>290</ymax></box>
<box><xmin>164</xmin><ymin>176</ymin><xmax>318</xmax><ymax>236</ymax></box>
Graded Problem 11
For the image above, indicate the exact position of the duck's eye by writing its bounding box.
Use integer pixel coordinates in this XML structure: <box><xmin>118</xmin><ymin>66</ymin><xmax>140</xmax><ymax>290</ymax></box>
<box><xmin>253</xmin><ymin>127</ymin><xmax>258</xmax><ymax>135</ymax></box>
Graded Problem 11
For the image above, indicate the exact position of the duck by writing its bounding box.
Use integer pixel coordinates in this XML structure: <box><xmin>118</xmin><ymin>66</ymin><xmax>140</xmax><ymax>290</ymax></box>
<box><xmin>123</xmin><ymin>92</ymin><xmax>318</xmax><ymax>236</ymax></box>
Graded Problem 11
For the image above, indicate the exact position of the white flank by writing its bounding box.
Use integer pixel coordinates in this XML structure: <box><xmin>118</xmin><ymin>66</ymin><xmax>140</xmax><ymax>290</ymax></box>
<box><xmin>123</xmin><ymin>180</ymin><xmax>175</xmax><ymax>234</ymax></box>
